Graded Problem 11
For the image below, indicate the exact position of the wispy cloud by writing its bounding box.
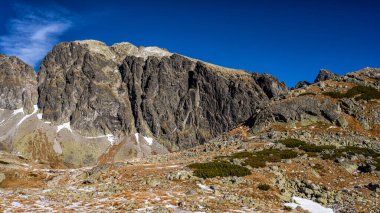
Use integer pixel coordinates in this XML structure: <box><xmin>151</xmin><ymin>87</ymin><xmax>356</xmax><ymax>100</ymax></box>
<box><xmin>0</xmin><ymin>4</ymin><xmax>71</xmax><ymax>68</ymax></box>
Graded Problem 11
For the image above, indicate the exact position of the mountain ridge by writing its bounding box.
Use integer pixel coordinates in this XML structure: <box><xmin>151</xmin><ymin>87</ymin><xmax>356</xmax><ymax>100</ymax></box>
<box><xmin>0</xmin><ymin>40</ymin><xmax>288</xmax><ymax>167</ymax></box>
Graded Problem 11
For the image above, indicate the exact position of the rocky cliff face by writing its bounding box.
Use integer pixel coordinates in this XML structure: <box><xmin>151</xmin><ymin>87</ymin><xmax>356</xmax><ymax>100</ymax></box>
<box><xmin>0</xmin><ymin>40</ymin><xmax>289</xmax><ymax>166</ymax></box>
<box><xmin>37</xmin><ymin>40</ymin><xmax>288</xmax><ymax>149</ymax></box>
<box><xmin>0</xmin><ymin>55</ymin><xmax>37</xmax><ymax>114</ymax></box>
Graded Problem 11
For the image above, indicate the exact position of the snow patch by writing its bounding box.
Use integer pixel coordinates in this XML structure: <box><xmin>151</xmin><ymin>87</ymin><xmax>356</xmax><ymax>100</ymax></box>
<box><xmin>106</xmin><ymin>134</ymin><xmax>116</xmax><ymax>145</ymax></box>
<box><xmin>197</xmin><ymin>183</ymin><xmax>213</xmax><ymax>192</ymax></box>
<box><xmin>33</xmin><ymin>105</ymin><xmax>38</xmax><ymax>112</ymax></box>
<box><xmin>37</xmin><ymin>113</ymin><xmax>43</xmax><ymax>120</ymax></box>
<box><xmin>57</xmin><ymin>122</ymin><xmax>72</xmax><ymax>132</ymax></box>
<box><xmin>12</xmin><ymin>108</ymin><xmax>24</xmax><ymax>115</ymax></box>
<box><xmin>16</xmin><ymin>105</ymin><xmax>38</xmax><ymax>126</ymax></box>
<box><xmin>84</xmin><ymin>134</ymin><xmax>117</xmax><ymax>145</ymax></box>
<box><xmin>12</xmin><ymin>201</ymin><xmax>23</xmax><ymax>208</ymax></box>
<box><xmin>284</xmin><ymin>196</ymin><xmax>334</xmax><ymax>213</ymax></box>
<box><xmin>143</xmin><ymin>136</ymin><xmax>154</xmax><ymax>145</ymax></box>
<box><xmin>135</xmin><ymin>133</ymin><xmax>139</xmax><ymax>144</ymax></box>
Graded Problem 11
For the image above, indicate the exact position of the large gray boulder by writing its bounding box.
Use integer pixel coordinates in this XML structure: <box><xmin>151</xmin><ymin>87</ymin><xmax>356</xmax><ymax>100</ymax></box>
<box><xmin>0</xmin><ymin>55</ymin><xmax>37</xmax><ymax>113</ymax></box>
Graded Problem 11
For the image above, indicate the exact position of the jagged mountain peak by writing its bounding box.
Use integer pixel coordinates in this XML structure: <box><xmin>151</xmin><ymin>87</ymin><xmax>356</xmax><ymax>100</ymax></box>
<box><xmin>314</xmin><ymin>69</ymin><xmax>339</xmax><ymax>83</ymax></box>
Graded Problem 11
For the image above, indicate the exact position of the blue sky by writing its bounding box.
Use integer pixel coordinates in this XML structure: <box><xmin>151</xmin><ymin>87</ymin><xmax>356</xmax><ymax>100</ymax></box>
<box><xmin>0</xmin><ymin>0</ymin><xmax>379</xmax><ymax>86</ymax></box>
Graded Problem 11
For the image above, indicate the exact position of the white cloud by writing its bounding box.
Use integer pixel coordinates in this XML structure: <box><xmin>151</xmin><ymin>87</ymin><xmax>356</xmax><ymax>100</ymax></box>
<box><xmin>0</xmin><ymin>5</ymin><xmax>71</xmax><ymax>68</ymax></box>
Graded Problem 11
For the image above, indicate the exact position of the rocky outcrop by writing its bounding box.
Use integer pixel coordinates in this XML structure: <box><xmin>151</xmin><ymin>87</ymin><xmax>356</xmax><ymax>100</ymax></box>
<box><xmin>248</xmin><ymin>96</ymin><xmax>346</xmax><ymax>131</ymax></box>
<box><xmin>37</xmin><ymin>41</ymin><xmax>136</xmax><ymax>136</ymax></box>
<box><xmin>37</xmin><ymin>40</ymin><xmax>288</xmax><ymax>149</ymax></box>
<box><xmin>344</xmin><ymin>67</ymin><xmax>380</xmax><ymax>89</ymax></box>
<box><xmin>251</xmin><ymin>73</ymin><xmax>288</xmax><ymax>98</ymax></box>
<box><xmin>0</xmin><ymin>55</ymin><xmax>37</xmax><ymax>114</ymax></box>
<box><xmin>314</xmin><ymin>69</ymin><xmax>339</xmax><ymax>83</ymax></box>
<box><xmin>294</xmin><ymin>81</ymin><xmax>311</xmax><ymax>89</ymax></box>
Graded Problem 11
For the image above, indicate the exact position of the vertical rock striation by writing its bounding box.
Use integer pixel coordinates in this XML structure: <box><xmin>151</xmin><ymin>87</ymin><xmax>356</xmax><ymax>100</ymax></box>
<box><xmin>0</xmin><ymin>55</ymin><xmax>37</xmax><ymax>113</ymax></box>
<box><xmin>37</xmin><ymin>40</ymin><xmax>288</xmax><ymax>149</ymax></box>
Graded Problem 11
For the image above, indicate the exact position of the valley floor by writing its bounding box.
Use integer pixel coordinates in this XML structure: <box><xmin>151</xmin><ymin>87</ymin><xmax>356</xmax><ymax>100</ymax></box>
<box><xmin>1</xmin><ymin>130</ymin><xmax>379</xmax><ymax>213</ymax></box>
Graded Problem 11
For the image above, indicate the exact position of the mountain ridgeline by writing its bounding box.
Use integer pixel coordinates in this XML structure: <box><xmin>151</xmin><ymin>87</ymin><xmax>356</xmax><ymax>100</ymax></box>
<box><xmin>37</xmin><ymin>40</ymin><xmax>287</xmax><ymax>148</ymax></box>
<box><xmin>0</xmin><ymin>40</ymin><xmax>288</xmax><ymax>166</ymax></box>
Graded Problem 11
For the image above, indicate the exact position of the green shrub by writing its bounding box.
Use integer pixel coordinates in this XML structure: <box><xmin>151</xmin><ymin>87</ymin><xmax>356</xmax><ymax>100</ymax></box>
<box><xmin>346</xmin><ymin>85</ymin><xmax>380</xmax><ymax>100</ymax></box>
<box><xmin>244</xmin><ymin>157</ymin><xmax>267</xmax><ymax>168</ymax></box>
<box><xmin>300</xmin><ymin>144</ymin><xmax>336</xmax><ymax>153</ymax></box>
<box><xmin>323</xmin><ymin>86</ymin><xmax>380</xmax><ymax>101</ymax></box>
<box><xmin>374</xmin><ymin>158</ymin><xmax>380</xmax><ymax>171</ymax></box>
<box><xmin>343</xmin><ymin>146</ymin><xmax>380</xmax><ymax>157</ymax></box>
<box><xmin>276</xmin><ymin>138</ymin><xmax>307</xmax><ymax>148</ymax></box>
<box><xmin>257</xmin><ymin>183</ymin><xmax>271</xmax><ymax>191</ymax></box>
<box><xmin>0</xmin><ymin>160</ymin><xmax>9</xmax><ymax>165</ymax></box>
<box><xmin>188</xmin><ymin>161</ymin><xmax>251</xmax><ymax>179</ymax></box>
<box><xmin>255</xmin><ymin>149</ymin><xmax>298</xmax><ymax>161</ymax></box>
<box><xmin>299</xmin><ymin>92</ymin><xmax>316</xmax><ymax>96</ymax></box>
<box><xmin>232</xmin><ymin>151</ymin><xmax>254</xmax><ymax>159</ymax></box>
<box><xmin>323</xmin><ymin>91</ymin><xmax>345</xmax><ymax>99</ymax></box>
<box><xmin>277</xmin><ymin>138</ymin><xmax>335</xmax><ymax>153</ymax></box>
<box><xmin>312</xmin><ymin>163</ymin><xmax>324</xmax><ymax>170</ymax></box>
<box><xmin>243</xmin><ymin>149</ymin><xmax>298</xmax><ymax>167</ymax></box>
<box><xmin>322</xmin><ymin>146</ymin><xmax>380</xmax><ymax>160</ymax></box>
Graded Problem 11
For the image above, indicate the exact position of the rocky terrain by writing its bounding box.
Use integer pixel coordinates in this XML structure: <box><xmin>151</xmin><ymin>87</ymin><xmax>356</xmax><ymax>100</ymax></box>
<box><xmin>0</xmin><ymin>40</ymin><xmax>379</xmax><ymax>212</ymax></box>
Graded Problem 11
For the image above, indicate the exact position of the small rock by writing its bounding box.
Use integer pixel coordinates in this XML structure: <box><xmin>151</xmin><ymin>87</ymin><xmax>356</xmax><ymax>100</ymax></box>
<box><xmin>186</xmin><ymin>189</ymin><xmax>197</xmax><ymax>195</ymax></box>
<box><xmin>357</xmin><ymin>163</ymin><xmax>372</xmax><ymax>173</ymax></box>
<box><xmin>0</xmin><ymin>173</ymin><xmax>5</xmax><ymax>184</ymax></box>
<box><xmin>166</xmin><ymin>170</ymin><xmax>192</xmax><ymax>181</ymax></box>
<box><xmin>317</xmin><ymin>197</ymin><xmax>328</xmax><ymax>205</ymax></box>
<box><xmin>146</xmin><ymin>178</ymin><xmax>161</xmax><ymax>187</ymax></box>
<box><xmin>341</xmin><ymin>162</ymin><xmax>358</xmax><ymax>174</ymax></box>
<box><xmin>366</xmin><ymin>183</ymin><xmax>380</xmax><ymax>192</ymax></box>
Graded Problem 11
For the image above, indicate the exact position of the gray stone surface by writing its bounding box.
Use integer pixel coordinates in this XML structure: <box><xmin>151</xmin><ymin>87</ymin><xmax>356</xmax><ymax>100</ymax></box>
<box><xmin>249</xmin><ymin>96</ymin><xmax>345</xmax><ymax>130</ymax></box>
<box><xmin>37</xmin><ymin>40</ymin><xmax>288</xmax><ymax>149</ymax></box>
<box><xmin>314</xmin><ymin>69</ymin><xmax>339</xmax><ymax>83</ymax></box>
<box><xmin>0</xmin><ymin>172</ymin><xmax>5</xmax><ymax>184</ymax></box>
<box><xmin>294</xmin><ymin>81</ymin><xmax>311</xmax><ymax>89</ymax></box>
<box><xmin>0</xmin><ymin>55</ymin><xmax>37</xmax><ymax>113</ymax></box>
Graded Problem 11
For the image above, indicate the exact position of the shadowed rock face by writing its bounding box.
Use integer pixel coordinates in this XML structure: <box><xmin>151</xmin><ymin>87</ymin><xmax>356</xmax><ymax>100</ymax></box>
<box><xmin>252</xmin><ymin>73</ymin><xmax>288</xmax><ymax>98</ymax></box>
<box><xmin>0</xmin><ymin>55</ymin><xmax>37</xmax><ymax>113</ymax></box>
<box><xmin>294</xmin><ymin>81</ymin><xmax>311</xmax><ymax>89</ymax></box>
<box><xmin>37</xmin><ymin>40</ymin><xmax>288</xmax><ymax>149</ymax></box>
<box><xmin>37</xmin><ymin>41</ymin><xmax>136</xmax><ymax>135</ymax></box>
<box><xmin>121</xmin><ymin>54</ymin><xmax>278</xmax><ymax>148</ymax></box>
